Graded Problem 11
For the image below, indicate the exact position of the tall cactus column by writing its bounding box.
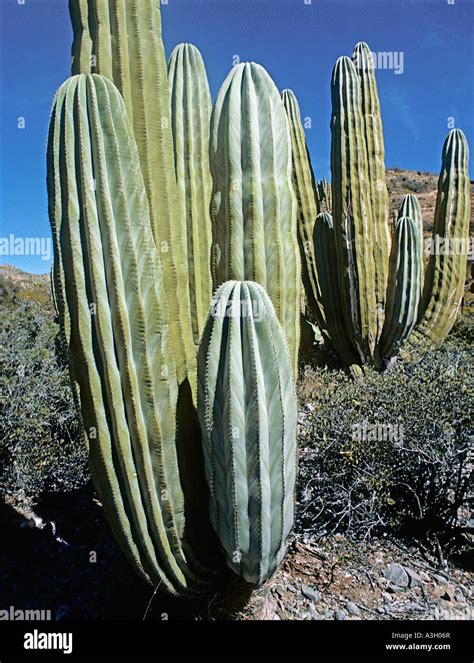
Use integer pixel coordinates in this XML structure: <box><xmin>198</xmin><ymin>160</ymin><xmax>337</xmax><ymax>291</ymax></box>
<box><xmin>331</xmin><ymin>56</ymin><xmax>378</xmax><ymax>365</ymax></box>
<box><xmin>352</xmin><ymin>42</ymin><xmax>391</xmax><ymax>344</ymax></box>
<box><xmin>168</xmin><ymin>43</ymin><xmax>213</xmax><ymax>347</ymax></box>
<box><xmin>210</xmin><ymin>63</ymin><xmax>301</xmax><ymax>375</ymax></box>
<box><xmin>47</xmin><ymin>73</ymin><xmax>212</xmax><ymax>596</ymax></box>
<box><xmin>401</xmin><ymin>129</ymin><xmax>471</xmax><ymax>358</ymax></box>
<box><xmin>69</xmin><ymin>0</ymin><xmax>195</xmax><ymax>388</ymax></box>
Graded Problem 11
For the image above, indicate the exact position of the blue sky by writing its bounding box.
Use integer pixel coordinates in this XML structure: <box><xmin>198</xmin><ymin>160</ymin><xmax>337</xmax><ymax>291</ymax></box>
<box><xmin>0</xmin><ymin>0</ymin><xmax>472</xmax><ymax>273</ymax></box>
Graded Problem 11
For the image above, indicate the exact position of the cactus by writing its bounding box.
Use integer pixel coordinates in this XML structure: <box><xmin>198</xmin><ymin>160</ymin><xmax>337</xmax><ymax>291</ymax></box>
<box><xmin>317</xmin><ymin>178</ymin><xmax>332</xmax><ymax>214</ymax></box>
<box><xmin>47</xmin><ymin>73</ymin><xmax>214</xmax><ymax>596</ymax></box>
<box><xmin>312</xmin><ymin>213</ymin><xmax>361</xmax><ymax>372</ymax></box>
<box><xmin>197</xmin><ymin>281</ymin><xmax>297</xmax><ymax>584</ymax></box>
<box><xmin>379</xmin><ymin>217</ymin><xmax>423</xmax><ymax>360</ymax></box>
<box><xmin>168</xmin><ymin>43</ymin><xmax>213</xmax><ymax>347</ymax></box>
<box><xmin>398</xmin><ymin>194</ymin><xmax>424</xmax><ymax>251</ymax></box>
<box><xmin>401</xmin><ymin>129</ymin><xmax>471</xmax><ymax>358</ymax></box>
<box><xmin>281</xmin><ymin>89</ymin><xmax>322</xmax><ymax>335</ymax></box>
<box><xmin>210</xmin><ymin>63</ymin><xmax>300</xmax><ymax>376</ymax></box>
<box><xmin>331</xmin><ymin>55</ymin><xmax>378</xmax><ymax>365</ymax></box>
<box><xmin>69</xmin><ymin>0</ymin><xmax>195</xmax><ymax>388</ymax></box>
<box><xmin>352</xmin><ymin>42</ymin><xmax>391</xmax><ymax>343</ymax></box>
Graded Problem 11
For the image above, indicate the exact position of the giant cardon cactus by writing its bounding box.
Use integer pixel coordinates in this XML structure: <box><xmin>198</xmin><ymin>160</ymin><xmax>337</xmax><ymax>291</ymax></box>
<box><xmin>287</xmin><ymin>41</ymin><xmax>470</xmax><ymax>373</ymax></box>
<box><xmin>210</xmin><ymin>63</ymin><xmax>301</xmax><ymax>376</ymax></box>
<box><xmin>47</xmin><ymin>73</ymin><xmax>215</xmax><ymax>595</ymax></box>
<box><xmin>197</xmin><ymin>281</ymin><xmax>297</xmax><ymax>584</ymax></box>
<box><xmin>69</xmin><ymin>0</ymin><xmax>196</xmax><ymax>389</ymax></box>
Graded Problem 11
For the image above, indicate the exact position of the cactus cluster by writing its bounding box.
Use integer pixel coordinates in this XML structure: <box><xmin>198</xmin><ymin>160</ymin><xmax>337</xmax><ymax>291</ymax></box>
<box><xmin>47</xmin><ymin>2</ymin><xmax>470</xmax><ymax>598</ymax></box>
<box><xmin>284</xmin><ymin>41</ymin><xmax>470</xmax><ymax>372</ymax></box>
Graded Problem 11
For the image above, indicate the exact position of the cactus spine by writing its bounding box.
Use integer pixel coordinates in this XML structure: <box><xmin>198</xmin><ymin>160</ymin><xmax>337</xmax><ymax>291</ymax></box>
<box><xmin>69</xmin><ymin>0</ymin><xmax>195</xmax><ymax>388</ymax></box>
<box><xmin>197</xmin><ymin>281</ymin><xmax>297</xmax><ymax>584</ymax></box>
<box><xmin>402</xmin><ymin>129</ymin><xmax>471</xmax><ymax>357</ymax></box>
<box><xmin>331</xmin><ymin>55</ymin><xmax>378</xmax><ymax>365</ymax></box>
<box><xmin>47</xmin><ymin>73</ymin><xmax>212</xmax><ymax>596</ymax></box>
<box><xmin>168</xmin><ymin>43</ymin><xmax>213</xmax><ymax>347</ymax></box>
<box><xmin>379</xmin><ymin>216</ymin><xmax>423</xmax><ymax>360</ymax></box>
<box><xmin>210</xmin><ymin>63</ymin><xmax>300</xmax><ymax>376</ymax></box>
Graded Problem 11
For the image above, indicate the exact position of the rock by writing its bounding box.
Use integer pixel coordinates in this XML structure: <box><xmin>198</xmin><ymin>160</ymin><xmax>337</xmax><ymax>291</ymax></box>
<box><xmin>346</xmin><ymin>601</ymin><xmax>360</xmax><ymax>617</ymax></box>
<box><xmin>301</xmin><ymin>584</ymin><xmax>320</xmax><ymax>602</ymax></box>
<box><xmin>286</xmin><ymin>583</ymin><xmax>296</xmax><ymax>593</ymax></box>
<box><xmin>454</xmin><ymin>588</ymin><xmax>466</xmax><ymax>603</ymax></box>
<box><xmin>383</xmin><ymin>563</ymin><xmax>409</xmax><ymax>589</ymax></box>
<box><xmin>440</xmin><ymin>591</ymin><xmax>451</xmax><ymax>601</ymax></box>
<box><xmin>405</xmin><ymin>567</ymin><xmax>423</xmax><ymax>588</ymax></box>
<box><xmin>308</xmin><ymin>604</ymin><xmax>322</xmax><ymax>620</ymax></box>
<box><xmin>334</xmin><ymin>609</ymin><xmax>348</xmax><ymax>620</ymax></box>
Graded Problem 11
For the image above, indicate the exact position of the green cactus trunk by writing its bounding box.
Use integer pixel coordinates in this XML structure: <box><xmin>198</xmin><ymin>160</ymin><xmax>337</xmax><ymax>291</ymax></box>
<box><xmin>69</xmin><ymin>0</ymin><xmax>195</xmax><ymax>389</ymax></box>
<box><xmin>352</xmin><ymin>42</ymin><xmax>391</xmax><ymax>344</ymax></box>
<box><xmin>168</xmin><ymin>43</ymin><xmax>213</xmax><ymax>348</ymax></box>
<box><xmin>197</xmin><ymin>281</ymin><xmax>297</xmax><ymax>585</ymax></box>
<box><xmin>379</xmin><ymin>216</ymin><xmax>423</xmax><ymax>360</ymax></box>
<box><xmin>210</xmin><ymin>63</ymin><xmax>301</xmax><ymax>376</ymax></box>
<box><xmin>312</xmin><ymin>212</ymin><xmax>361</xmax><ymax>371</ymax></box>
<box><xmin>47</xmin><ymin>73</ymin><xmax>213</xmax><ymax>596</ymax></box>
<box><xmin>402</xmin><ymin>129</ymin><xmax>471</xmax><ymax>358</ymax></box>
<box><xmin>281</xmin><ymin>89</ymin><xmax>323</xmax><ymax>336</ymax></box>
<box><xmin>331</xmin><ymin>56</ymin><xmax>378</xmax><ymax>365</ymax></box>
<box><xmin>317</xmin><ymin>178</ymin><xmax>332</xmax><ymax>214</ymax></box>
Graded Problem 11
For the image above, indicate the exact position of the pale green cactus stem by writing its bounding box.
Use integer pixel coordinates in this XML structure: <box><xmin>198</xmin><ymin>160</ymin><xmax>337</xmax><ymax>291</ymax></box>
<box><xmin>401</xmin><ymin>129</ymin><xmax>471</xmax><ymax>358</ymax></box>
<box><xmin>197</xmin><ymin>281</ymin><xmax>297</xmax><ymax>585</ymax></box>
<box><xmin>210</xmin><ymin>63</ymin><xmax>301</xmax><ymax>375</ymax></box>
<box><xmin>331</xmin><ymin>56</ymin><xmax>377</xmax><ymax>365</ymax></box>
<box><xmin>398</xmin><ymin>194</ymin><xmax>424</xmax><ymax>251</ymax></box>
<box><xmin>379</xmin><ymin>216</ymin><xmax>423</xmax><ymax>360</ymax></box>
<box><xmin>352</xmin><ymin>42</ymin><xmax>391</xmax><ymax>344</ymax></box>
<box><xmin>69</xmin><ymin>0</ymin><xmax>195</xmax><ymax>389</ymax></box>
<box><xmin>47</xmin><ymin>73</ymin><xmax>213</xmax><ymax>596</ymax></box>
<box><xmin>281</xmin><ymin>89</ymin><xmax>322</xmax><ymax>333</ymax></box>
<box><xmin>168</xmin><ymin>43</ymin><xmax>213</xmax><ymax>347</ymax></box>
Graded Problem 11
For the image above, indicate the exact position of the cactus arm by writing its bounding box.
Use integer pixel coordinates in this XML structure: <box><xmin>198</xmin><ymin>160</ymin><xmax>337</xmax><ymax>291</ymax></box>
<box><xmin>168</xmin><ymin>43</ymin><xmax>213</xmax><ymax>347</ymax></box>
<box><xmin>198</xmin><ymin>281</ymin><xmax>297</xmax><ymax>585</ymax></box>
<box><xmin>210</xmin><ymin>63</ymin><xmax>300</xmax><ymax>375</ymax></box>
<box><xmin>331</xmin><ymin>56</ymin><xmax>377</xmax><ymax>365</ymax></box>
<box><xmin>312</xmin><ymin>212</ymin><xmax>360</xmax><ymax>369</ymax></box>
<box><xmin>281</xmin><ymin>89</ymin><xmax>324</xmax><ymax>331</ymax></box>
<box><xmin>48</xmin><ymin>73</ymin><xmax>210</xmax><ymax>595</ymax></box>
<box><xmin>352</xmin><ymin>42</ymin><xmax>391</xmax><ymax>342</ymax></box>
<box><xmin>398</xmin><ymin>193</ymin><xmax>424</xmax><ymax>251</ymax></box>
<box><xmin>402</xmin><ymin>129</ymin><xmax>470</xmax><ymax>357</ymax></box>
<box><xmin>68</xmin><ymin>0</ymin><xmax>195</xmax><ymax>389</ymax></box>
<box><xmin>379</xmin><ymin>216</ymin><xmax>423</xmax><ymax>360</ymax></box>
<box><xmin>69</xmin><ymin>0</ymin><xmax>92</xmax><ymax>75</ymax></box>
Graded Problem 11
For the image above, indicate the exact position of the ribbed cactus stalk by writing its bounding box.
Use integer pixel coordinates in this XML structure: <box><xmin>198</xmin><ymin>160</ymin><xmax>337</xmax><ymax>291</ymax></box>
<box><xmin>398</xmin><ymin>194</ymin><xmax>424</xmax><ymax>250</ymax></box>
<box><xmin>47</xmin><ymin>73</ymin><xmax>213</xmax><ymax>596</ymax></box>
<box><xmin>317</xmin><ymin>178</ymin><xmax>332</xmax><ymax>214</ymax></box>
<box><xmin>331</xmin><ymin>56</ymin><xmax>378</xmax><ymax>365</ymax></box>
<box><xmin>379</xmin><ymin>217</ymin><xmax>423</xmax><ymax>360</ymax></box>
<box><xmin>168</xmin><ymin>43</ymin><xmax>213</xmax><ymax>347</ymax></box>
<box><xmin>312</xmin><ymin>212</ymin><xmax>360</xmax><ymax>371</ymax></box>
<box><xmin>210</xmin><ymin>63</ymin><xmax>300</xmax><ymax>376</ymax></box>
<box><xmin>69</xmin><ymin>0</ymin><xmax>195</xmax><ymax>388</ymax></box>
<box><xmin>352</xmin><ymin>42</ymin><xmax>391</xmax><ymax>342</ymax></box>
<box><xmin>197</xmin><ymin>281</ymin><xmax>297</xmax><ymax>584</ymax></box>
<box><xmin>281</xmin><ymin>89</ymin><xmax>321</xmax><ymax>331</ymax></box>
<box><xmin>402</xmin><ymin>129</ymin><xmax>471</xmax><ymax>358</ymax></box>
